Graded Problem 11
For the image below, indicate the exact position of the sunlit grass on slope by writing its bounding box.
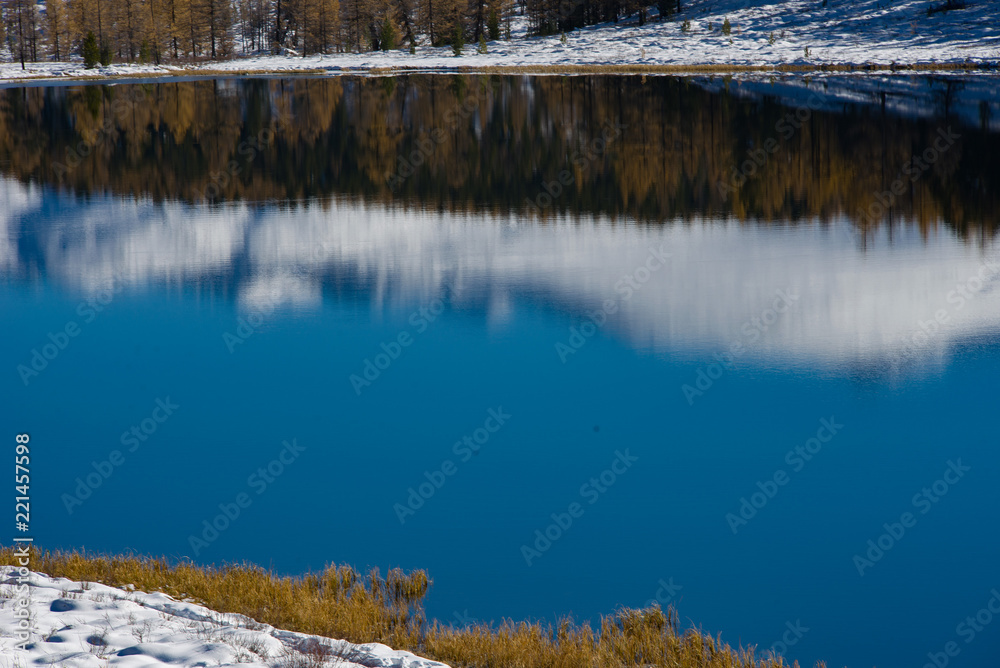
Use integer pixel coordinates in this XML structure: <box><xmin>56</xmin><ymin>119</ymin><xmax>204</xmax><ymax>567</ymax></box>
<box><xmin>1</xmin><ymin>547</ymin><xmax>824</xmax><ymax>668</ymax></box>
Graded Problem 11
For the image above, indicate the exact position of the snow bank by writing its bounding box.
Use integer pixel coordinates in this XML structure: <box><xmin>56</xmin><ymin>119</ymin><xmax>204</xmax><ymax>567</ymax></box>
<box><xmin>0</xmin><ymin>568</ymin><xmax>449</xmax><ymax>668</ymax></box>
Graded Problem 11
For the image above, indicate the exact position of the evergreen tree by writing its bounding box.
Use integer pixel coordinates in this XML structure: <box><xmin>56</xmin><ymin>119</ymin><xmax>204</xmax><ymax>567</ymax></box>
<box><xmin>379</xmin><ymin>14</ymin><xmax>395</xmax><ymax>49</ymax></box>
<box><xmin>82</xmin><ymin>29</ymin><xmax>100</xmax><ymax>66</ymax></box>
<box><xmin>451</xmin><ymin>20</ymin><xmax>462</xmax><ymax>54</ymax></box>
<box><xmin>486</xmin><ymin>5</ymin><xmax>498</xmax><ymax>39</ymax></box>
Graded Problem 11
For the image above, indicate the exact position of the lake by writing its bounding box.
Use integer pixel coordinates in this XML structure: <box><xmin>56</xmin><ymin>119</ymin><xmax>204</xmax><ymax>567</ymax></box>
<box><xmin>2</xmin><ymin>73</ymin><xmax>999</xmax><ymax>668</ymax></box>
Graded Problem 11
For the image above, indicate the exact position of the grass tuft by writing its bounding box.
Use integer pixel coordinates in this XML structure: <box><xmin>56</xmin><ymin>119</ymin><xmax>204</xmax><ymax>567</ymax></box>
<box><xmin>2</xmin><ymin>546</ymin><xmax>825</xmax><ymax>668</ymax></box>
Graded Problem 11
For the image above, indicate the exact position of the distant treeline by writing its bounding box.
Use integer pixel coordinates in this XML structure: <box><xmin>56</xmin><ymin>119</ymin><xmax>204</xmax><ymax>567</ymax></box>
<box><xmin>0</xmin><ymin>75</ymin><xmax>997</xmax><ymax>236</ymax></box>
<box><xmin>0</xmin><ymin>0</ymin><xmax>675</xmax><ymax>67</ymax></box>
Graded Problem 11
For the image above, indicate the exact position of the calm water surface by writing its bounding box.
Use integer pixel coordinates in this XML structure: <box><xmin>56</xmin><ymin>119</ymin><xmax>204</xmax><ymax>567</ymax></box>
<box><xmin>2</xmin><ymin>74</ymin><xmax>999</xmax><ymax>668</ymax></box>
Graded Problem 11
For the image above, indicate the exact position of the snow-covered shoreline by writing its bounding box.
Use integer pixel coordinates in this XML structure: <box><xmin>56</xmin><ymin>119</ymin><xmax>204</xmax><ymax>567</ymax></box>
<box><xmin>1</xmin><ymin>0</ymin><xmax>998</xmax><ymax>84</ymax></box>
<box><xmin>0</xmin><ymin>568</ymin><xmax>448</xmax><ymax>668</ymax></box>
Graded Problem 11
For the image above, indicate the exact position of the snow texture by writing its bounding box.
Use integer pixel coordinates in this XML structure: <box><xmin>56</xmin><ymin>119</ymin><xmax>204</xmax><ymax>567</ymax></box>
<box><xmin>0</xmin><ymin>568</ymin><xmax>450</xmax><ymax>668</ymax></box>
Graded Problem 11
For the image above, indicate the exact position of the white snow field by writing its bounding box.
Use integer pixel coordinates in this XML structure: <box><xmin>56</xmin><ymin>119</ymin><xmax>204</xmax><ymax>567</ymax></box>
<box><xmin>1</xmin><ymin>0</ymin><xmax>999</xmax><ymax>82</ymax></box>
<box><xmin>0</xmin><ymin>568</ymin><xmax>449</xmax><ymax>668</ymax></box>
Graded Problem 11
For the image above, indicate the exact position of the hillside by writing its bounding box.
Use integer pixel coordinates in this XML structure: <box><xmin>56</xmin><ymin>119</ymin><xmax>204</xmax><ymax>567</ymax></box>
<box><xmin>1</xmin><ymin>0</ymin><xmax>998</xmax><ymax>81</ymax></box>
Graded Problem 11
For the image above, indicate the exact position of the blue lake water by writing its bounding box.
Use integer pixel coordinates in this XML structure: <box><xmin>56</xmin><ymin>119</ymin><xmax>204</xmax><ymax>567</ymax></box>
<box><xmin>2</xmin><ymin>74</ymin><xmax>999</xmax><ymax>668</ymax></box>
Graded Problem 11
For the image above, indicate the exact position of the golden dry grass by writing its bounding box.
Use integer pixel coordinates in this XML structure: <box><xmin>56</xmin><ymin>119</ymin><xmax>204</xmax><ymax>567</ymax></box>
<box><xmin>1</xmin><ymin>547</ymin><xmax>823</xmax><ymax>668</ymax></box>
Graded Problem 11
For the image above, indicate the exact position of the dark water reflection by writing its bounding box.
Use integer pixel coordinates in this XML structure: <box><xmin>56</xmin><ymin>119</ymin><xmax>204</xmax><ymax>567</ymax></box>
<box><xmin>1</xmin><ymin>74</ymin><xmax>998</xmax><ymax>232</ymax></box>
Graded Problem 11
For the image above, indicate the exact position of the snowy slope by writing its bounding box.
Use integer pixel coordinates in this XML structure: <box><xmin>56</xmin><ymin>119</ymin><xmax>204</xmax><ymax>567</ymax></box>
<box><xmin>0</xmin><ymin>567</ymin><xmax>449</xmax><ymax>668</ymax></box>
<box><xmin>1</xmin><ymin>0</ymin><xmax>999</xmax><ymax>82</ymax></box>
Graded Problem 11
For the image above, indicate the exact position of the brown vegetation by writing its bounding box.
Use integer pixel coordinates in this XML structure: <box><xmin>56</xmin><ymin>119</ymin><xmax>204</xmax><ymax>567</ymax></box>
<box><xmin>1</xmin><ymin>546</ymin><xmax>821</xmax><ymax>668</ymax></box>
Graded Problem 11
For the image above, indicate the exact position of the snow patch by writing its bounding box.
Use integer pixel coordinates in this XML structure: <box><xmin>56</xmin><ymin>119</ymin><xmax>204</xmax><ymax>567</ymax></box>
<box><xmin>0</xmin><ymin>568</ymin><xmax>450</xmax><ymax>668</ymax></box>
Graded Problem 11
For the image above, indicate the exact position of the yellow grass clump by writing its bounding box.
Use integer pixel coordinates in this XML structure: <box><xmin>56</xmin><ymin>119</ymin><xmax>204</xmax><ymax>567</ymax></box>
<box><xmin>1</xmin><ymin>547</ymin><xmax>825</xmax><ymax>668</ymax></box>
